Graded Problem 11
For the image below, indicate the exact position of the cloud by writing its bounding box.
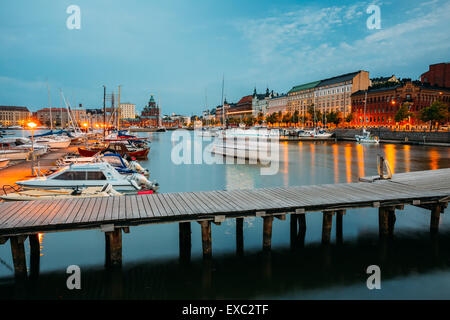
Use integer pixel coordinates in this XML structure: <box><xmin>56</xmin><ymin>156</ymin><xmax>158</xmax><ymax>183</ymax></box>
<box><xmin>234</xmin><ymin>0</ymin><xmax>450</xmax><ymax>84</ymax></box>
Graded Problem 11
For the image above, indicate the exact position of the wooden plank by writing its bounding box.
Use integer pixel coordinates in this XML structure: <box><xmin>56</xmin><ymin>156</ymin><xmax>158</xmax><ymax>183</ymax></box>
<box><xmin>135</xmin><ymin>195</ymin><xmax>147</xmax><ymax>218</ymax></box>
<box><xmin>0</xmin><ymin>201</ymin><xmax>34</xmax><ymax>226</ymax></box>
<box><xmin>168</xmin><ymin>193</ymin><xmax>194</xmax><ymax>215</ymax></box>
<box><xmin>8</xmin><ymin>199</ymin><xmax>56</xmax><ymax>228</ymax></box>
<box><xmin>50</xmin><ymin>198</ymin><xmax>80</xmax><ymax>225</ymax></box>
<box><xmin>80</xmin><ymin>197</ymin><xmax>98</xmax><ymax>223</ymax></box>
<box><xmin>143</xmin><ymin>194</ymin><xmax>162</xmax><ymax>217</ymax></box>
<box><xmin>152</xmin><ymin>193</ymin><xmax>170</xmax><ymax>217</ymax></box>
<box><xmin>96</xmin><ymin>197</ymin><xmax>110</xmax><ymax>222</ymax></box>
<box><xmin>129</xmin><ymin>195</ymin><xmax>140</xmax><ymax>219</ymax></box>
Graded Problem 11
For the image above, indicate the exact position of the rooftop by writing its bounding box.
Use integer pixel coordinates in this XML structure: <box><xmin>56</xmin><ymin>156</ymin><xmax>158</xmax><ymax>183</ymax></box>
<box><xmin>0</xmin><ymin>106</ymin><xmax>30</xmax><ymax>112</ymax></box>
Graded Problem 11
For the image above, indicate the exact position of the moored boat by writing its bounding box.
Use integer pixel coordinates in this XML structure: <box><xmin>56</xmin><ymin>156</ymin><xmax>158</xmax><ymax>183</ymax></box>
<box><xmin>16</xmin><ymin>162</ymin><xmax>158</xmax><ymax>193</ymax></box>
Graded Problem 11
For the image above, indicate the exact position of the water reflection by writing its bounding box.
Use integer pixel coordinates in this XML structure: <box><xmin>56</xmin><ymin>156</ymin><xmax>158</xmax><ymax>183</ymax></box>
<box><xmin>4</xmin><ymin>231</ymin><xmax>450</xmax><ymax>300</ymax></box>
<box><xmin>384</xmin><ymin>144</ymin><xmax>396</xmax><ymax>173</ymax></box>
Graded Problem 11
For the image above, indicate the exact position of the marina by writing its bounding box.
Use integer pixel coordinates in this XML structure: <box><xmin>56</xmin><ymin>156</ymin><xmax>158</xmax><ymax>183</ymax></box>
<box><xmin>0</xmin><ymin>1</ymin><xmax>449</xmax><ymax>304</ymax></box>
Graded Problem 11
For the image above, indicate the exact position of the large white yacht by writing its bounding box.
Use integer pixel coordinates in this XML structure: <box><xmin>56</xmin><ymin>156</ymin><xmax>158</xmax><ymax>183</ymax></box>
<box><xmin>16</xmin><ymin>162</ymin><xmax>158</xmax><ymax>193</ymax></box>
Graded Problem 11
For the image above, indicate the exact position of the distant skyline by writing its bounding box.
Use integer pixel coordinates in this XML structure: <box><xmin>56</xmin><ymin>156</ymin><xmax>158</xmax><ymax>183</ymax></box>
<box><xmin>0</xmin><ymin>0</ymin><xmax>449</xmax><ymax>115</ymax></box>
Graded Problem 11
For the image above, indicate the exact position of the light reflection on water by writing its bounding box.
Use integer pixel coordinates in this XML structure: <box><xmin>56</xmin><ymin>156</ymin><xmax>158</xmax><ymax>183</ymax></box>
<box><xmin>0</xmin><ymin>131</ymin><xmax>449</xmax><ymax>299</ymax></box>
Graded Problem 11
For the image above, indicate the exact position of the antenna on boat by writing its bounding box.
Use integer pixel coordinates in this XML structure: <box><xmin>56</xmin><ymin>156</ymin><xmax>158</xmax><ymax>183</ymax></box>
<box><xmin>47</xmin><ymin>80</ymin><xmax>53</xmax><ymax>131</ymax></box>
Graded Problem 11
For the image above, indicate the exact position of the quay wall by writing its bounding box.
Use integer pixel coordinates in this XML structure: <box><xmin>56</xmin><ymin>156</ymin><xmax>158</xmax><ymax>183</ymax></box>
<box><xmin>332</xmin><ymin>129</ymin><xmax>450</xmax><ymax>144</ymax></box>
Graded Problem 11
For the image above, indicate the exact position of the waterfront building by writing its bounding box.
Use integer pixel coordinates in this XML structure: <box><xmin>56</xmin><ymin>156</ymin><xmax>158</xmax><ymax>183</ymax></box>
<box><xmin>421</xmin><ymin>62</ymin><xmax>450</xmax><ymax>88</ymax></box>
<box><xmin>267</xmin><ymin>93</ymin><xmax>288</xmax><ymax>115</ymax></box>
<box><xmin>314</xmin><ymin>71</ymin><xmax>370</xmax><ymax>119</ymax></box>
<box><xmin>119</xmin><ymin>102</ymin><xmax>136</xmax><ymax>119</ymax></box>
<box><xmin>140</xmin><ymin>94</ymin><xmax>160</xmax><ymax>127</ymax></box>
<box><xmin>36</xmin><ymin>107</ymin><xmax>87</xmax><ymax>128</ymax></box>
<box><xmin>370</xmin><ymin>75</ymin><xmax>399</xmax><ymax>86</ymax></box>
<box><xmin>252</xmin><ymin>88</ymin><xmax>274</xmax><ymax>116</ymax></box>
<box><xmin>85</xmin><ymin>108</ymin><xmax>105</xmax><ymax>127</ymax></box>
<box><xmin>226</xmin><ymin>95</ymin><xmax>253</xmax><ymax>121</ymax></box>
<box><xmin>351</xmin><ymin>80</ymin><xmax>450</xmax><ymax>130</ymax></box>
<box><xmin>0</xmin><ymin>106</ymin><xmax>31</xmax><ymax>126</ymax></box>
<box><xmin>287</xmin><ymin>71</ymin><xmax>370</xmax><ymax>126</ymax></box>
<box><xmin>287</xmin><ymin>81</ymin><xmax>320</xmax><ymax>123</ymax></box>
<box><xmin>215</xmin><ymin>104</ymin><xmax>230</xmax><ymax>124</ymax></box>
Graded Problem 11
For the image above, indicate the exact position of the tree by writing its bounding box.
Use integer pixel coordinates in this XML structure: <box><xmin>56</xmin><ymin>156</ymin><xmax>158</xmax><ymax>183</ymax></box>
<box><xmin>345</xmin><ymin>113</ymin><xmax>353</xmax><ymax>123</ymax></box>
<box><xmin>307</xmin><ymin>105</ymin><xmax>322</xmax><ymax>126</ymax></box>
<box><xmin>420</xmin><ymin>100</ymin><xmax>448</xmax><ymax>131</ymax></box>
<box><xmin>291</xmin><ymin>110</ymin><xmax>299</xmax><ymax>124</ymax></box>
<box><xmin>326</xmin><ymin>111</ymin><xmax>342</xmax><ymax>126</ymax></box>
<box><xmin>395</xmin><ymin>102</ymin><xmax>414</xmax><ymax>123</ymax></box>
<box><xmin>256</xmin><ymin>112</ymin><xmax>264</xmax><ymax>124</ymax></box>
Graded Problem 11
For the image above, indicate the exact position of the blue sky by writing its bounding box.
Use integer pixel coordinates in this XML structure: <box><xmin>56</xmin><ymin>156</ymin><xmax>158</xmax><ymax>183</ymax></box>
<box><xmin>0</xmin><ymin>0</ymin><xmax>449</xmax><ymax>115</ymax></box>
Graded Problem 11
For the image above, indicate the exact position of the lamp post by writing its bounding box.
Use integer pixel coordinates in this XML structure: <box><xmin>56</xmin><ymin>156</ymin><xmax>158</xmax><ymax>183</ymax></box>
<box><xmin>27</xmin><ymin>121</ymin><xmax>37</xmax><ymax>176</ymax></box>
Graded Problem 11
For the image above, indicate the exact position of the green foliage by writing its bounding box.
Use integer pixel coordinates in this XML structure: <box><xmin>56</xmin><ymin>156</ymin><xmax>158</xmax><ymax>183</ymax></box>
<box><xmin>419</xmin><ymin>100</ymin><xmax>448</xmax><ymax>126</ymax></box>
<box><xmin>326</xmin><ymin>111</ymin><xmax>342</xmax><ymax>125</ymax></box>
<box><xmin>345</xmin><ymin>113</ymin><xmax>353</xmax><ymax>123</ymax></box>
<box><xmin>394</xmin><ymin>102</ymin><xmax>414</xmax><ymax>123</ymax></box>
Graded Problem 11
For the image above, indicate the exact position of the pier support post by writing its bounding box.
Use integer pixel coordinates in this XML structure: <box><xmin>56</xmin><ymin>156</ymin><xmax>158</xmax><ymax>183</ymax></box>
<box><xmin>388</xmin><ymin>207</ymin><xmax>396</xmax><ymax>236</ymax></box>
<box><xmin>10</xmin><ymin>236</ymin><xmax>27</xmax><ymax>278</ymax></box>
<box><xmin>179</xmin><ymin>222</ymin><xmax>191</xmax><ymax>262</ymax></box>
<box><xmin>29</xmin><ymin>233</ymin><xmax>40</xmax><ymax>279</ymax></box>
<box><xmin>236</xmin><ymin>218</ymin><xmax>244</xmax><ymax>256</ymax></box>
<box><xmin>105</xmin><ymin>229</ymin><xmax>122</xmax><ymax>268</ymax></box>
<box><xmin>378</xmin><ymin>207</ymin><xmax>389</xmax><ymax>237</ymax></box>
<box><xmin>200</xmin><ymin>220</ymin><xmax>212</xmax><ymax>259</ymax></box>
<box><xmin>290</xmin><ymin>214</ymin><xmax>298</xmax><ymax>248</ymax></box>
<box><xmin>322</xmin><ymin>212</ymin><xmax>333</xmax><ymax>245</ymax></box>
<box><xmin>430</xmin><ymin>204</ymin><xmax>441</xmax><ymax>234</ymax></box>
<box><xmin>262</xmin><ymin>216</ymin><xmax>274</xmax><ymax>251</ymax></box>
<box><xmin>336</xmin><ymin>210</ymin><xmax>345</xmax><ymax>245</ymax></box>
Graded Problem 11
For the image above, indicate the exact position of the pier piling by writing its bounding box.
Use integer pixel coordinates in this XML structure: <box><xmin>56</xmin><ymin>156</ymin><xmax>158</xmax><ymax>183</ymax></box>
<box><xmin>322</xmin><ymin>212</ymin><xmax>333</xmax><ymax>244</ymax></box>
<box><xmin>10</xmin><ymin>236</ymin><xmax>27</xmax><ymax>278</ymax></box>
<box><xmin>236</xmin><ymin>218</ymin><xmax>244</xmax><ymax>256</ymax></box>
<box><xmin>290</xmin><ymin>214</ymin><xmax>298</xmax><ymax>248</ymax></box>
<box><xmin>378</xmin><ymin>207</ymin><xmax>389</xmax><ymax>237</ymax></box>
<box><xmin>263</xmin><ymin>216</ymin><xmax>274</xmax><ymax>251</ymax></box>
<box><xmin>430</xmin><ymin>204</ymin><xmax>441</xmax><ymax>234</ymax></box>
<box><xmin>200</xmin><ymin>220</ymin><xmax>212</xmax><ymax>258</ymax></box>
<box><xmin>29</xmin><ymin>233</ymin><xmax>40</xmax><ymax>279</ymax></box>
<box><xmin>336</xmin><ymin>210</ymin><xmax>345</xmax><ymax>245</ymax></box>
<box><xmin>105</xmin><ymin>229</ymin><xmax>122</xmax><ymax>267</ymax></box>
<box><xmin>179</xmin><ymin>222</ymin><xmax>191</xmax><ymax>262</ymax></box>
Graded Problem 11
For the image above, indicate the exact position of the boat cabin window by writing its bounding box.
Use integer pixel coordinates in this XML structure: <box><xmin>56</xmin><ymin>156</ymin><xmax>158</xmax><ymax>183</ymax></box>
<box><xmin>87</xmin><ymin>171</ymin><xmax>107</xmax><ymax>180</ymax></box>
<box><xmin>54</xmin><ymin>171</ymin><xmax>86</xmax><ymax>180</ymax></box>
<box><xmin>54</xmin><ymin>171</ymin><xmax>107</xmax><ymax>180</ymax></box>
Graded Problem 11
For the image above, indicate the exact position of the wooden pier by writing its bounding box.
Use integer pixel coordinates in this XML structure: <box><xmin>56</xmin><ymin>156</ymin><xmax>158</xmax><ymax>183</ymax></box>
<box><xmin>0</xmin><ymin>168</ymin><xmax>448</xmax><ymax>277</ymax></box>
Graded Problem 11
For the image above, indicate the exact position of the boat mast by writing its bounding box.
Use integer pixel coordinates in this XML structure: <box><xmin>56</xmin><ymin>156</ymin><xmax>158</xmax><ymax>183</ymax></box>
<box><xmin>103</xmin><ymin>85</ymin><xmax>106</xmax><ymax>139</ymax></box>
<box><xmin>117</xmin><ymin>85</ymin><xmax>121</xmax><ymax>131</ymax></box>
<box><xmin>47</xmin><ymin>81</ymin><xmax>53</xmax><ymax>130</ymax></box>
<box><xmin>221</xmin><ymin>74</ymin><xmax>225</xmax><ymax>128</ymax></box>
<box><xmin>363</xmin><ymin>90</ymin><xmax>367</xmax><ymax>130</ymax></box>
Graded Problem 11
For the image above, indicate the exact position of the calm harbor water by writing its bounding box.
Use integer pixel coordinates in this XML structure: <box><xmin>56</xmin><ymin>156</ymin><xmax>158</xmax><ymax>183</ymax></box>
<box><xmin>0</xmin><ymin>130</ymin><xmax>449</xmax><ymax>299</ymax></box>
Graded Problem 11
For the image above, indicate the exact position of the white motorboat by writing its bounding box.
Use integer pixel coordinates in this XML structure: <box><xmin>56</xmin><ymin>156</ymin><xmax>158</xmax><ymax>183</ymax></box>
<box><xmin>0</xmin><ymin>138</ymin><xmax>49</xmax><ymax>159</ymax></box>
<box><xmin>311</xmin><ymin>128</ymin><xmax>333</xmax><ymax>139</ymax></box>
<box><xmin>355</xmin><ymin>91</ymin><xmax>379</xmax><ymax>144</ymax></box>
<box><xmin>219</xmin><ymin>127</ymin><xmax>280</xmax><ymax>138</ymax></box>
<box><xmin>355</xmin><ymin>128</ymin><xmax>379</xmax><ymax>144</ymax></box>
<box><xmin>16</xmin><ymin>162</ymin><xmax>158</xmax><ymax>193</ymax></box>
<box><xmin>34</xmin><ymin>136</ymin><xmax>71</xmax><ymax>148</ymax></box>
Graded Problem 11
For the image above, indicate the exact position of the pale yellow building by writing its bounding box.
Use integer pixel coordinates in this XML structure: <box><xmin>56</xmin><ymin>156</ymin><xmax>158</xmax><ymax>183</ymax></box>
<box><xmin>119</xmin><ymin>103</ymin><xmax>136</xmax><ymax>119</ymax></box>
<box><xmin>0</xmin><ymin>106</ymin><xmax>31</xmax><ymax>126</ymax></box>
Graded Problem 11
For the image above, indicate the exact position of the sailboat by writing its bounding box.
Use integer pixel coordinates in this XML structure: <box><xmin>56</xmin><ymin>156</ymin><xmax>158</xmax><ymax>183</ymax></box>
<box><xmin>355</xmin><ymin>91</ymin><xmax>379</xmax><ymax>144</ymax></box>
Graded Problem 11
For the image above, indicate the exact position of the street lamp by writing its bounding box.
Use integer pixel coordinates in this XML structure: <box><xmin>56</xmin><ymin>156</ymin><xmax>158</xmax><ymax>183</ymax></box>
<box><xmin>27</xmin><ymin>121</ymin><xmax>37</xmax><ymax>176</ymax></box>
